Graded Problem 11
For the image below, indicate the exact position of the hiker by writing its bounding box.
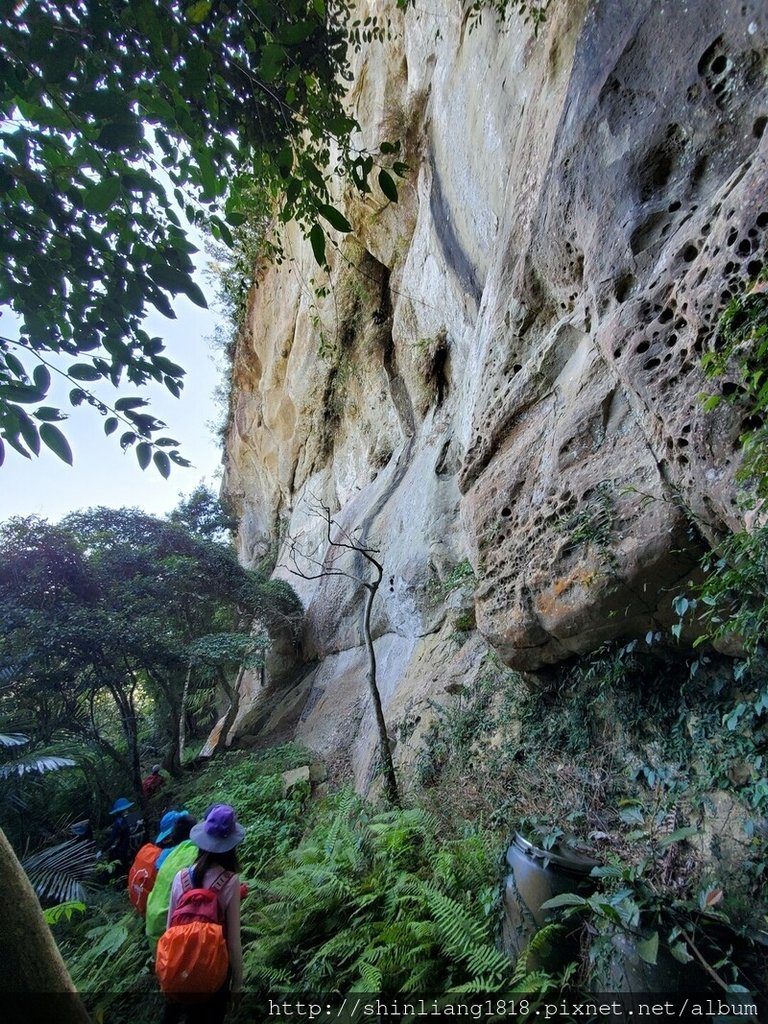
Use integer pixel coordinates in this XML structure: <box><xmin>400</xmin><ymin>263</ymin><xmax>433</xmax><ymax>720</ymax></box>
<box><xmin>104</xmin><ymin>797</ymin><xmax>135</xmax><ymax>874</ymax></box>
<box><xmin>155</xmin><ymin>809</ymin><xmax>195</xmax><ymax>869</ymax></box>
<box><xmin>142</xmin><ymin>763</ymin><xmax>165</xmax><ymax>798</ymax></box>
<box><xmin>128</xmin><ymin>810</ymin><xmax>192</xmax><ymax>915</ymax></box>
<box><xmin>145</xmin><ymin>813</ymin><xmax>199</xmax><ymax>953</ymax></box>
<box><xmin>157</xmin><ymin>804</ymin><xmax>245</xmax><ymax>1022</ymax></box>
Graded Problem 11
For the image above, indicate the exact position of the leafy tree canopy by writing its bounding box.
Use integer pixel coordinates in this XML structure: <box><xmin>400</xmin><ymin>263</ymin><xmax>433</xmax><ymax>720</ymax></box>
<box><xmin>168</xmin><ymin>481</ymin><xmax>238</xmax><ymax>540</ymax></box>
<box><xmin>0</xmin><ymin>0</ymin><xmax>392</xmax><ymax>470</ymax></box>
<box><xmin>0</xmin><ymin>501</ymin><xmax>302</xmax><ymax>791</ymax></box>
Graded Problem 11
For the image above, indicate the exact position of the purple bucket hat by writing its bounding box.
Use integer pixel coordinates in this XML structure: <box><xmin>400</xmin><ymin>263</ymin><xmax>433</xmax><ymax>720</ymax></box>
<box><xmin>189</xmin><ymin>804</ymin><xmax>245</xmax><ymax>853</ymax></box>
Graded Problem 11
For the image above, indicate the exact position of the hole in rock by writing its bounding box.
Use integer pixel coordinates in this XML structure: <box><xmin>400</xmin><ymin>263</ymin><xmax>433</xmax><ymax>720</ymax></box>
<box><xmin>615</xmin><ymin>274</ymin><xmax>635</xmax><ymax>302</ymax></box>
<box><xmin>711</xmin><ymin>54</ymin><xmax>728</xmax><ymax>75</ymax></box>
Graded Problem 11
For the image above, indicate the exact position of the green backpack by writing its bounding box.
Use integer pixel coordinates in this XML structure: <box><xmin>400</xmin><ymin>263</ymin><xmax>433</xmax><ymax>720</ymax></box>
<box><xmin>145</xmin><ymin>839</ymin><xmax>198</xmax><ymax>952</ymax></box>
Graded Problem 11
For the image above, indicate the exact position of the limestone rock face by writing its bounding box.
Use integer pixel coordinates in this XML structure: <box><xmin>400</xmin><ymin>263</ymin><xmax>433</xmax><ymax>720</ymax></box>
<box><xmin>223</xmin><ymin>0</ymin><xmax>768</xmax><ymax>783</ymax></box>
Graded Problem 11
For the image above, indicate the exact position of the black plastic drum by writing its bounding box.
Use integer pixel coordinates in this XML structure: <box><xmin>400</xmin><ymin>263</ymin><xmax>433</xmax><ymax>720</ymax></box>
<box><xmin>502</xmin><ymin>831</ymin><xmax>599</xmax><ymax>961</ymax></box>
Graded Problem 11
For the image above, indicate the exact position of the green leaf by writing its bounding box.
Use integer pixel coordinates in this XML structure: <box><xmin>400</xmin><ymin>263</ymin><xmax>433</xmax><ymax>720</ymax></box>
<box><xmin>17</xmin><ymin>409</ymin><xmax>41</xmax><ymax>456</ymax></box>
<box><xmin>43</xmin><ymin>902</ymin><xmax>86</xmax><ymax>926</ymax></box>
<box><xmin>669</xmin><ymin>940</ymin><xmax>694</xmax><ymax>964</ymax></box>
<box><xmin>185</xmin><ymin>0</ymin><xmax>212</xmax><ymax>23</ymax></box>
<box><xmin>39</xmin><ymin>424</ymin><xmax>73</xmax><ymax>465</ymax></box>
<box><xmin>378</xmin><ymin>169</ymin><xmax>398</xmax><ymax>203</ymax></box>
<box><xmin>5</xmin><ymin>353</ymin><xmax>25</xmax><ymax>378</ymax></box>
<box><xmin>136</xmin><ymin>442</ymin><xmax>152</xmax><ymax>470</ymax></box>
<box><xmin>318</xmin><ymin>204</ymin><xmax>352</xmax><ymax>233</ymax></box>
<box><xmin>309</xmin><ymin>224</ymin><xmax>326</xmax><ymax>267</ymax></box>
<box><xmin>635</xmin><ymin>931</ymin><xmax>659</xmax><ymax>965</ymax></box>
<box><xmin>197</xmin><ymin>151</ymin><xmax>219</xmax><ymax>199</ymax></box>
<box><xmin>0</xmin><ymin>383</ymin><xmax>45</xmax><ymax>404</ymax></box>
<box><xmin>658</xmin><ymin>826</ymin><xmax>698</xmax><ymax>848</ymax></box>
<box><xmin>114</xmin><ymin>397</ymin><xmax>147</xmax><ymax>412</ymax></box>
<box><xmin>672</xmin><ymin>595</ymin><xmax>690</xmax><ymax>617</ymax></box>
<box><xmin>153</xmin><ymin>450</ymin><xmax>171</xmax><ymax>478</ymax></box>
<box><xmin>97</xmin><ymin>121</ymin><xmax>143</xmax><ymax>153</ymax></box>
<box><xmin>212</xmin><ymin>217</ymin><xmax>234</xmax><ymax>248</ymax></box>
<box><xmin>539</xmin><ymin>893</ymin><xmax>587</xmax><ymax>910</ymax></box>
<box><xmin>33</xmin><ymin>407</ymin><xmax>66</xmax><ymax>422</ymax></box>
<box><xmin>68</xmin><ymin>364</ymin><xmax>102</xmax><ymax>382</ymax></box>
<box><xmin>279</xmin><ymin>22</ymin><xmax>317</xmax><ymax>45</ymax></box>
<box><xmin>32</xmin><ymin>365</ymin><xmax>51</xmax><ymax>393</ymax></box>
<box><xmin>84</xmin><ymin>177</ymin><xmax>122</xmax><ymax>215</ymax></box>
<box><xmin>260</xmin><ymin>43</ymin><xmax>286</xmax><ymax>83</ymax></box>
<box><xmin>181</xmin><ymin>280</ymin><xmax>208</xmax><ymax>309</ymax></box>
<box><xmin>104</xmin><ymin>417</ymin><xmax>119</xmax><ymax>435</ymax></box>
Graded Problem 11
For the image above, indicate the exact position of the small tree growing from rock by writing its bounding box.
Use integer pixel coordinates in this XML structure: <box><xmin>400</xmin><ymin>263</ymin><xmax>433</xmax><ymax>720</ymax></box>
<box><xmin>286</xmin><ymin>499</ymin><xmax>400</xmax><ymax>807</ymax></box>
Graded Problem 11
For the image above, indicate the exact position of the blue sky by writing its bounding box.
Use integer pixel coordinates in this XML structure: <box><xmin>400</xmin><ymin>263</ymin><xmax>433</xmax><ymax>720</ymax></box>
<box><xmin>0</xmin><ymin>256</ymin><xmax>228</xmax><ymax>523</ymax></box>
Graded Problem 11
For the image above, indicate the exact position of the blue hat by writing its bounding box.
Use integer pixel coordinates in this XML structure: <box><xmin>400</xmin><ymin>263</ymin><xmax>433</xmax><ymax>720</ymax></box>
<box><xmin>109</xmin><ymin>797</ymin><xmax>134</xmax><ymax>815</ymax></box>
<box><xmin>155</xmin><ymin>809</ymin><xmax>183</xmax><ymax>843</ymax></box>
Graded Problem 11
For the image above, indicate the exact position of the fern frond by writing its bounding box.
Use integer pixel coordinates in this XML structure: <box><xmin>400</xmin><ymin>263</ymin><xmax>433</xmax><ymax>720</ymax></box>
<box><xmin>353</xmin><ymin>958</ymin><xmax>382</xmax><ymax>991</ymax></box>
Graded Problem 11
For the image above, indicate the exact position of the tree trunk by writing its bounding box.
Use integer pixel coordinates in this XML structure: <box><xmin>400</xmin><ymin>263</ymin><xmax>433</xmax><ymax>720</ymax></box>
<box><xmin>362</xmin><ymin>581</ymin><xmax>400</xmax><ymax>806</ymax></box>
<box><xmin>211</xmin><ymin>665</ymin><xmax>245</xmax><ymax>756</ymax></box>
<box><xmin>177</xmin><ymin>661</ymin><xmax>193</xmax><ymax>768</ymax></box>
<box><xmin>0</xmin><ymin>828</ymin><xmax>91</xmax><ymax>1021</ymax></box>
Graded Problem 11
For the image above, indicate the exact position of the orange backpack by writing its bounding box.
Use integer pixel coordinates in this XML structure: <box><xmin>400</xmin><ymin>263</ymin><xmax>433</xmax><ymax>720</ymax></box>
<box><xmin>155</xmin><ymin>868</ymin><xmax>232</xmax><ymax>1002</ymax></box>
<box><xmin>127</xmin><ymin>842</ymin><xmax>162</xmax><ymax>915</ymax></box>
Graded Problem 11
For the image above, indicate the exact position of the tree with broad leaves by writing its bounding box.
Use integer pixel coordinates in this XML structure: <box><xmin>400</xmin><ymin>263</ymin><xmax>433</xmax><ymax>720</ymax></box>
<box><xmin>286</xmin><ymin>497</ymin><xmax>400</xmax><ymax>807</ymax></box>
<box><xmin>0</xmin><ymin>0</ymin><xmax>402</xmax><ymax>470</ymax></box>
<box><xmin>0</xmin><ymin>504</ymin><xmax>302</xmax><ymax>791</ymax></box>
<box><xmin>168</xmin><ymin>482</ymin><xmax>238</xmax><ymax>541</ymax></box>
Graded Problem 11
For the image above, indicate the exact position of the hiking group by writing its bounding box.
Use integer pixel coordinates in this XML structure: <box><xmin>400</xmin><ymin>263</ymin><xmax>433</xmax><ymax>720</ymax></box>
<box><xmin>108</xmin><ymin>789</ymin><xmax>246</xmax><ymax>1023</ymax></box>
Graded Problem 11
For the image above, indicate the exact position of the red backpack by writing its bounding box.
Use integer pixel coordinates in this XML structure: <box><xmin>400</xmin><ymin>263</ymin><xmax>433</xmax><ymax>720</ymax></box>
<box><xmin>127</xmin><ymin>842</ymin><xmax>162</xmax><ymax>915</ymax></box>
<box><xmin>155</xmin><ymin>868</ymin><xmax>232</xmax><ymax>1001</ymax></box>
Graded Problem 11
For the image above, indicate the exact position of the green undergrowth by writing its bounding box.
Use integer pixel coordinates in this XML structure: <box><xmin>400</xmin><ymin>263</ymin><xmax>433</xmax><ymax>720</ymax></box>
<box><xmin>415</xmin><ymin>646</ymin><xmax>768</xmax><ymax>991</ymax></box>
<box><xmin>57</xmin><ymin>745</ymin><xmax>311</xmax><ymax>1016</ymax></box>
<box><xmin>55</xmin><ymin>744</ymin><xmax>562</xmax><ymax>1013</ymax></box>
<box><xmin>240</xmin><ymin>791</ymin><xmax>552</xmax><ymax>1001</ymax></box>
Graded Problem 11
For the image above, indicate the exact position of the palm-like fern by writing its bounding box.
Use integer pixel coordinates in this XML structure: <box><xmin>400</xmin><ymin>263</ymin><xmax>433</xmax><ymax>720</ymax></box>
<box><xmin>0</xmin><ymin>730</ymin><xmax>76</xmax><ymax>778</ymax></box>
<box><xmin>22</xmin><ymin>837</ymin><xmax>98</xmax><ymax>903</ymax></box>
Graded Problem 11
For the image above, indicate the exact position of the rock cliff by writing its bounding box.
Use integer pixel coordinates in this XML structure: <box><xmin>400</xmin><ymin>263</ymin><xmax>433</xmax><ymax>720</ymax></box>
<box><xmin>221</xmin><ymin>0</ymin><xmax>768</xmax><ymax>788</ymax></box>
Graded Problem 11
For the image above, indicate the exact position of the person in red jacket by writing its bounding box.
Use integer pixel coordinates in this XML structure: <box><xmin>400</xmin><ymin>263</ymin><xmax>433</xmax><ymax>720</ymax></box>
<box><xmin>142</xmin><ymin>764</ymin><xmax>165</xmax><ymax>798</ymax></box>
